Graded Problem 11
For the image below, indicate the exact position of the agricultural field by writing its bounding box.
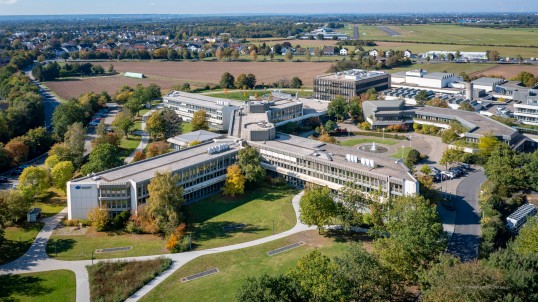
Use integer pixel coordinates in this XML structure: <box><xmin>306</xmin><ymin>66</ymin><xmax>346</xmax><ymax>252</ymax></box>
<box><xmin>45</xmin><ymin>61</ymin><xmax>333</xmax><ymax>99</ymax></box>
<box><xmin>349</xmin><ymin>24</ymin><xmax>538</xmax><ymax>47</ymax></box>
<box><xmin>470</xmin><ymin>64</ymin><xmax>538</xmax><ymax>78</ymax></box>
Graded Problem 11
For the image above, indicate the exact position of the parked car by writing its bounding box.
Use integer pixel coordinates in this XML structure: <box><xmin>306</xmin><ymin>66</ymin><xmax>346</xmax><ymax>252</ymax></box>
<box><xmin>441</xmin><ymin>171</ymin><xmax>456</xmax><ymax>180</ymax></box>
<box><xmin>449</xmin><ymin>167</ymin><xmax>463</xmax><ymax>177</ymax></box>
<box><xmin>12</xmin><ymin>183</ymin><xmax>18</xmax><ymax>189</ymax></box>
<box><xmin>458</xmin><ymin>163</ymin><xmax>471</xmax><ymax>170</ymax></box>
<box><xmin>89</xmin><ymin>119</ymin><xmax>101</xmax><ymax>126</ymax></box>
<box><xmin>0</xmin><ymin>176</ymin><xmax>8</xmax><ymax>183</ymax></box>
<box><xmin>429</xmin><ymin>166</ymin><xmax>441</xmax><ymax>174</ymax></box>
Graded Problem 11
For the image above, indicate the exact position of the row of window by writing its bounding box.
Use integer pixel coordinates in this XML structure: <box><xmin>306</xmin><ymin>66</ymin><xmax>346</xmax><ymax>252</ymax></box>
<box><xmin>101</xmin><ymin>199</ymin><xmax>130</xmax><ymax>210</ymax></box>
<box><xmin>260</xmin><ymin>150</ymin><xmax>404</xmax><ymax>196</ymax></box>
<box><xmin>100</xmin><ymin>188</ymin><xmax>130</xmax><ymax>198</ymax></box>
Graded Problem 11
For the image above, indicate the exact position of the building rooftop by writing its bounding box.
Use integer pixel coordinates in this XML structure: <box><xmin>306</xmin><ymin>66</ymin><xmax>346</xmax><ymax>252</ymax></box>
<box><xmin>167</xmin><ymin>130</ymin><xmax>223</xmax><ymax>146</ymax></box>
<box><xmin>164</xmin><ymin>91</ymin><xmax>243</xmax><ymax>109</ymax></box>
<box><xmin>422</xmin><ymin>72</ymin><xmax>457</xmax><ymax>80</ymax></box>
<box><xmin>415</xmin><ymin>106</ymin><xmax>518</xmax><ymax>138</ymax></box>
<box><xmin>316</xmin><ymin>69</ymin><xmax>389</xmax><ymax>82</ymax></box>
<box><xmin>249</xmin><ymin>133</ymin><xmax>415</xmax><ymax>182</ymax></box>
<box><xmin>72</xmin><ymin>140</ymin><xmax>241</xmax><ymax>184</ymax></box>
<box><xmin>472</xmin><ymin>77</ymin><xmax>506</xmax><ymax>86</ymax></box>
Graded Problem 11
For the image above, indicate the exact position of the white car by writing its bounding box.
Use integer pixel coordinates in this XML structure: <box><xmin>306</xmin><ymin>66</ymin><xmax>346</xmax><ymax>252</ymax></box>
<box><xmin>441</xmin><ymin>171</ymin><xmax>456</xmax><ymax>180</ymax></box>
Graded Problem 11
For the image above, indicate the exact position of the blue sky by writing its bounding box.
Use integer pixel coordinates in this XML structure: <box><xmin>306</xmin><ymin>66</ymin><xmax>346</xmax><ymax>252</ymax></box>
<box><xmin>0</xmin><ymin>0</ymin><xmax>537</xmax><ymax>15</ymax></box>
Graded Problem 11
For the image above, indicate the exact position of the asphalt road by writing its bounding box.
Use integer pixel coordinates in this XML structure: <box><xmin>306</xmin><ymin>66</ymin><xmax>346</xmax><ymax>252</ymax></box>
<box><xmin>377</xmin><ymin>26</ymin><xmax>401</xmax><ymax>37</ymax></box>
<box><xmin>446</xmin><ymin>170</ymin><xmax>486</xmax><ymax>261</ymax></box>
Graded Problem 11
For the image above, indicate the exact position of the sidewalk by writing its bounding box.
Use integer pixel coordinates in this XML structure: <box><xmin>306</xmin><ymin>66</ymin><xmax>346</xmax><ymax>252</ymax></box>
<box><xmin>124</xmin><ymin>109</ymin><xmax>155</xmax><ymax>164</ymax></box>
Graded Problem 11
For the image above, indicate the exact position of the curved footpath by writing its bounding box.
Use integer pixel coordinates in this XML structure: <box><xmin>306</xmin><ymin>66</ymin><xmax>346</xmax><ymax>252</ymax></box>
<box><xmin>0</xmin><ymin>191</ymin><xmax>313</xmax><ymax>302</ymax></box>
<box><xmin>124</xmin><ymin>109</ymin><xmax>155</xmax><ymax>164</ymax></box>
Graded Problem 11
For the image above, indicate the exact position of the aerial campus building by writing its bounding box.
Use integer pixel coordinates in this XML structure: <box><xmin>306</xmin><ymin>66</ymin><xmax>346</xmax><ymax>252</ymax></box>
<box><xmin>313</xmin><ymin>70</ymin><xmax>391</xmax><ymax>101</ymax></box>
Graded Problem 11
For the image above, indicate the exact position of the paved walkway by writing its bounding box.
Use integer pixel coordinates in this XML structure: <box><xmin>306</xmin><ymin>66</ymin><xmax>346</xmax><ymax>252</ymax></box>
<box><xmin>0</xmin><ymin>191</ymin><xmax>313</xmax><ymax>302</ymax></box>
<box><xmin>124</xmin><ymin>109</ymin><xmax>155</xmax><ymax>164</ymax></box>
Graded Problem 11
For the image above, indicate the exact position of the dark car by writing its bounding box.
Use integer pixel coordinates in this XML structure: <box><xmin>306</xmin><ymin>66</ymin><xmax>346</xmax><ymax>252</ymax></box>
<box><xmin>449</xmin><ymin>167</ymin><xmax>463</xmax><ymax>177</ymax></box>
<box><xmin>0</xmin><ymin>176</ymin><xmax>8</xmax><ymax>183</ymax></box>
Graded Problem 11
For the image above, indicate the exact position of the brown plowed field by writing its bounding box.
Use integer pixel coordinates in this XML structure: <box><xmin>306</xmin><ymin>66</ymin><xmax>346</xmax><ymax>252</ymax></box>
<box><xmin>46</xmin><ymin>61</ymin><xmax>333</xmax><ymax>100</ymax></box>
<box><xmin>469</xmin><ymin>64</ymin><xmax>538</xmax><ymax>79</ymax></box>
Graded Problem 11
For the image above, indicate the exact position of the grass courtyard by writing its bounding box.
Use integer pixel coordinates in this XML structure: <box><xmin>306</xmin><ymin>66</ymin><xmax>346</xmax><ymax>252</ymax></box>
<box><xmin>46</xmin><ymin>184</ymin><xmax>297</xmax><ymax>260</ymax></box>
<box><xmin>0</xmin><ymin>222</ymin><xmax>44</xmax><ymax>265</ymax></box>
<box><xmin>340</xmin><ymin>137</ymin><xmax>399</xmax><ymax>147</ymax></box>
<box><xmin>391</xmin><ymin>146</ymin><xmax>414</xmax><ymax>159</ymax></box>
<box><xmin>140</xmin><ymin>230</ymin><xmax>371</xmax><ymax>302</ymax></box>
<box><xmin>0</xmin><ymin>270</ymin><xmax>76</xmax><ymax>302</ymax></box>
<box><xmin>187</xmin><ymin>184</ymin><xmax>298</xmax><ymax>250</ymax></box>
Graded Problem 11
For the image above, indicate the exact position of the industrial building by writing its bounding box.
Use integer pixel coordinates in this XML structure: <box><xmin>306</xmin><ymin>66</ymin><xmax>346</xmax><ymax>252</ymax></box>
<box><xmin>313</xmin><ymin>70</ymin><xmax>391</xmax><ymax>101</ymax></box>
<box><xmin>391</xmin><ymin>69</ymin><xmax>462</xmax><ymax>89</ymax></box>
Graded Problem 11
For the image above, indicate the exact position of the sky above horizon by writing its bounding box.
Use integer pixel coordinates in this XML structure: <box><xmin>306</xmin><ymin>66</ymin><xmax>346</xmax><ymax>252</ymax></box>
<box><xmin>0</xmin><ymin>0</ymin><xmax>537</xmax><ymax>15</ymax></box>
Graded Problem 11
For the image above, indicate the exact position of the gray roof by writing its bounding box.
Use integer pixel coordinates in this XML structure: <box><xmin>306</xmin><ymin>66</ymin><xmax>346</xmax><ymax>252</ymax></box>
<box><xmin>72</xmin><ymin>141</ymin><xmax>240</xmax><ymax>184</ymax></box>
<box><xmin>249</xmin><ymin>134</ymin><xmax>415</xmax><ymax>182</ymax></box>
<box><xmin>164</xmin><ymin>91</ymin><xmax>243</xmax><ymax>109</ymax></box>
<box><xmin>363</xmin><ymin>100</ymin><xmax>405</xmax><ymax>118</ymax></box>
<box><xmin>168</xmin><ymin>130</ymin><xmax>223</xmax><ymax>144</ymax></box>
<box><xmin>472</xmin><ymin>77</ymin><xmax>506</xmax><ymax>86</ymax></box>
<box><xmin>423</xmin><ymin>72</ymin><xmax>456</xmax><ymax>80</ymax></box>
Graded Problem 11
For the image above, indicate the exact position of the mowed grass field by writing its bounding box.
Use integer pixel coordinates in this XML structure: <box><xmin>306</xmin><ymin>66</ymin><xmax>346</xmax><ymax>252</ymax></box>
<box><xmin>140</xmin><ymin>230</ymin><xmax>371</xmax><ymax>302</ymax></box>
<box><xmin>0</xmin><ymin>270</ymin><xmax>76</xmax><ymax>302</ymax></box>
<box><xmin>350</xmin><ymin>24</ymin><xmax>538</xmax><ymax>47</ymax></box>
<box><xmin>188</xmin><ymin>184</ymin><xmax>297</xmax><ymax>250</ymax></box>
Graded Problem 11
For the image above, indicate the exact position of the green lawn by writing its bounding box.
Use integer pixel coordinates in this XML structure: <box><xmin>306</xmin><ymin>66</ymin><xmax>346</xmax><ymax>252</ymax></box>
<box><xmin>391</xmin><ymin>146</ymin><xmax>413</xmax><ymax>159</ymax></box>
<box><xmin>118</xmin><ymin>135</ymin><xmax>142</xmax><ymax>160</ymax></box>
<box><xmin>356</xmin><ymin>24</ymin><xmax>538</xmax><ymax>47</ymax></box>
<box><xmin>340</xmin><ymin>137</ymin><xmax>398</xmax><ymax>147</ymax></box>
<box><xmin>46</xmin><ymin>231</ymin><xmax>167</xmax><ymax>261</ymax></box>
<box><xmin>0</xmin><ymin>270</ymin><xmax>75</xmax><ymax>302</ymax></box>
<box><xmin>140</xmin><ymin>230</ymin><xmax>370</xmax><ymax>302</ymax></box>
<box><xmin>181</xmin><ymin>122</ymin><xmax>193</xmax><ymax>134</ymax></box>
<box><xmin>0</xmin><ymin>222</ymin><xmax>44</xmax><ymax>265</ymax></box>
<box><xmin>33</xmin><ymin>188</ymin><xmax>67</xmax><ymax>218</ymax></box>
<box><xmin>133</xmin><ymin>120</ymin><xmax>143</xmax><ymax>131</ymax></box>
<box><xmin>187</xmin><ymin>184</ymin><xmax>298</xmax><ymax>250</ymax></box>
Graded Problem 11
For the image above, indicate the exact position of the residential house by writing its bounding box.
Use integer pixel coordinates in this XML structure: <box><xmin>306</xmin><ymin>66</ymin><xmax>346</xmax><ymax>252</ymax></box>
<box><xmin>340</xmin><ymin>48</ymin><xmax>349</xmax><ymax>56</ymax></box>
<box><xmin>369</xmin><ymin>49</ymin><xmax>379</xmax><ymax>57</ymax></box>
<box><xmin>323</xmin><ymin>46</ymin><xmax>335</xmax><ymax>56</ymax></box>
<box><xmin>404</xmin><ymin>49</ymin><xmax>412</xmax><ymax>58</ymax></box>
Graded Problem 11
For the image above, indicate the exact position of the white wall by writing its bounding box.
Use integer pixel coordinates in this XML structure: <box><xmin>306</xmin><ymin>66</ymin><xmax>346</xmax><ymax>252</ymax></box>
<box><xmin>67</xmin><ymin>182</ymin><xmax>99</xmax><ymax>220</ymax></box>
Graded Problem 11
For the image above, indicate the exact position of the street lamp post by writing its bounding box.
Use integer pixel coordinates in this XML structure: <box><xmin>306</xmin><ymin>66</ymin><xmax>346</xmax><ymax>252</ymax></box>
<box><xmin>382</xmin><ymin>128</ymin><xmax>385</xmax><ymax>141</ymax></box>
<box><xmin>272</xmin><ymin>220</ymin><xmax>275</xmax><ymax>235</ymax></box>
<box><xmin>401</xmin><ymin>145</ymin><xmax>404</xmax><ymax>159</ymax></box>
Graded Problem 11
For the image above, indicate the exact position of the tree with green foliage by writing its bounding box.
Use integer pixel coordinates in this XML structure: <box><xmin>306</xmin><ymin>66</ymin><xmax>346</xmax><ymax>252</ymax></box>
<box><xmin>220</xmin><ymin>72</ymin><xmax>235</xmax><ymax>89</ymax></box>
<box><xmin>146</xmin><ymin>171</ymin><xmax>184</xmax><ymax>235</ymax></box>
<box><xmin>513</xmin><ymin>71</ymin><xmax>538</xmax><ymax>88</ymax></box>
<box><xmin>64</xmin><ymin>122</ymin><xmax>86</xmax><ymax>168</ymax></box>
<box><xmin>512</xmin><ymin>216</ymin><xmax>538</xmax><ymax>256</ymax></box>
<box><xmin>324</xmin><ymin>120</ymin><xmax>337</xmax><ymax>133</ymax></box>
<box><xmin>439</xmin><ymin>147</ymin><xmax>464</xmax><ymax>170</ymax></box>
<box><xmin>299</xmin><ymin>185</ymin><xmax>337</xmax><ymax>233</ymax></box>
<box><xmin>420</xmin><ymin>255</ymin><xmax>506</xmax><ymax>302</ymax></box>
<box><xmin>420</xmin><ymin>165</ymin><xmax>432</xmax><ymax>175</ymax></box>
<box><xmin>426</xmin><ymin>98</ymin><xmax>449</xmax><ymax>108</ymax></box>
<box><xmin>236</xmin><ymin>273</ymin><xmax>304</xmax><ymax>302</ymax></box>
<box><xmin>287</xmin><ymin>250</ymin><xmax>345</xmax><ymax>302</ymax></box>
<box><xmin>328</xmin><ymin>95</ymin><xmax>347</xmax><ymax>121</ymax></box>
<box><xmin>18</xmin><ymin>166</ymin><xmax>50</xmax><ymax>200</ymax></box>
<box><xmin>145</xmin><ymin>111</ymin><xmax>165</xmax><ymax>140</ymax></box>
<box><xmin>52</xmin><ymin>100</ymin><xmax>86</xmax><ymax>138</ymax></box>
<box><xmin>0</xmin><ymin>190</ymin><xmax>33</xmax><ymax>227</ymax></box>
<box><xmin>415</xmin><ymin>90</ymin><xmax>431</xmax><ymax>105</ymax></box>
<box><xmin>478</xmin><ymin>133</ymin><xmax>500</xmax><ymax>158</ymax></box>
<box><xmin>404</xmin><ymin>148</ymin><xmax>421</xmax><ymax>169</ymax></box>
<box><xmin>524</xmin><ymin>150</ymin><xmax>538</xmax><ymax>192</ymax></box>
<box><xmin>80</xmin><ymin>143</ymin><xmax>123</xmax><ymax>176</ymax></box>
<box><xmin>45</xmin><ymin>154</ymin><xmax>60</xmax><ymax>170</ymax></box>
<box><xmin>161</xmin><ymin>108</ymin><xmax>182</xmax><ymax>139</ymax></box>
<box><xmin>335</xmin><ymin>244</ymin><xmax>402</xmax><ymax>301</ymax></box>
<box><xmin>51</xmin><ymin>161</ymin><xmax>74</xmax><ymax>192</ymax></box>
<box><xmin>337</xmin><ymin>183</ymin><xmax>368</xmax><ymax>227</ymax></box>
<box><xmin>237</xmin><ymin>146</ymin><xmax>266</xmax><ymax>184</ymax></box>
<box><xmin>290</xmin><ymin>76</ymin><xmax>303</xmax><ymax>88</ymax></box>
<box><xmin>373</xmin><ymin>195</ymin><xmax>446</xmax><ymax>283</ymax></box>
<box><xmin>346</xmin><ymin>97</ymin><xmax>363</xmax><ymax>121</ymax></box>
<box><xmin>112</xmin><ymin>109</ymin><xmax>135</xmax><ymax>139</ymax></box>
<box><xmin>484</xmin><ymin>143</ymin><xmax>526</xmax><ymax>196</ymax></box>
<box><xmin>191</xmin><ymin>109</ymin><xmax>209</xmax><ymax>131</ymax></box>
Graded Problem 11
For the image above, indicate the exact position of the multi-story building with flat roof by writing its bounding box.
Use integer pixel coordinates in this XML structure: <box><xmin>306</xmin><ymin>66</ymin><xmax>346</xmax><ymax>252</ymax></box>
<box><xmin>248</xmin><ymin>134</ymin><xmax>418</xmax><ymax>197</ymax></box>
<box><xmin>67</xmin><ymin>140</ymin><xmax>241</xmax><ymax>219</ymax></box>
<box><xmin>513</xmin><ymin>90</ymin><xmax>538</xmax><ymax>125</ymax></box>
<box><xmin>163</xmin><ymin>91</ymin><xmax>243</xmax><ymax>131</ymax></box>
<box><xmin>313</xmin><ymin>70</ymin><xmax>391</xmax><ymax>101</ymax></box>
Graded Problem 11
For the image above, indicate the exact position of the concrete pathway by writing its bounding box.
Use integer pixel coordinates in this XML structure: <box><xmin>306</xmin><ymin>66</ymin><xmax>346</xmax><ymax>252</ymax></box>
<box><xmin>124</xmin><ymin>110</ymin><xmax>155</xmax><ymax>164</ymax></box>
<box><xmin>0</xmin><ymin>191</ymin><xmax>313</xmax><ymax>302</ymax></box>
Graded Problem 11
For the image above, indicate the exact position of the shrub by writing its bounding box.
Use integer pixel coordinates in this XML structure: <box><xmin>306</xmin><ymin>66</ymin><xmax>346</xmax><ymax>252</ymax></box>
<box><xmin>386</xmin><ymin>124</ymin><xmax>408</xmax><ymax>132</ymax></box>
<box><xmin>166</xmin><ymin>223</ymin><xmax>188</xmax><ymax>253</ymax></box>
<box><xmin>113</xmin><ymin>210</ymin><xmax>131</xmax><ymax>229</ymax></box>
<box><xmin>87</xmin><ymin>207</ymin><xmax>110</xmax><ymax>232</ymax></box>
<box><xmin>360</xmin><ymin>122</ymin><xmax>371</xmax><ymax>130</ymax></box>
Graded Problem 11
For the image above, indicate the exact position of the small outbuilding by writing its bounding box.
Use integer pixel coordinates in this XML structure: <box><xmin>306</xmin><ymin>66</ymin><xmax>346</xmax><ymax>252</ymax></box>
<box><xmin>124</xmin><ymin>72</ymin><xmax>145</xmax><ymax>79</ymax></box>
<box><xmin>27</xmin><ymin>208</ymin><xmax>42</xmax><ymax>222</ymax></box>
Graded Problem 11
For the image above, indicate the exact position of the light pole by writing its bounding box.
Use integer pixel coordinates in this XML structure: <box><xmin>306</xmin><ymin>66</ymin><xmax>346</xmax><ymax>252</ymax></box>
<box><xmin>272</xmin><ymin>220</ymin><xmax>275</xmax><ymax>235</ymax></box>
<box><xmin>401</xmin><ymin>145</ymin><xmax>404</xmax><ymax>159</ymax></box>
<box><xmin>382</xmin><ymin>128</ymin><xmax>385</xmax><ymax>141</ymax></box>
